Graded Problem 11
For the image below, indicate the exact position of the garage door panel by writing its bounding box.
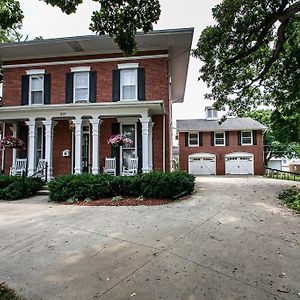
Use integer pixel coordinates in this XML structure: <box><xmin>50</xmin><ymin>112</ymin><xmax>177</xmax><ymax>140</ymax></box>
<box><xmin>189</xmin><ymin>154</ymin><xmax>216</xmax><ymax>175</ymax></box>
<box><xmin>225</xmin><ymin>153</ymin><xmax>254</xmax><ymax>175</ymax></box>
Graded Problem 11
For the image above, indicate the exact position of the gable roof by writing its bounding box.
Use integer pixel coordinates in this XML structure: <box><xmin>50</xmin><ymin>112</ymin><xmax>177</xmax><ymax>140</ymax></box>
<box><xmin>177</xmin><ymin>117</ymin><xmax>267</xmax><ymax>132</ymax></box>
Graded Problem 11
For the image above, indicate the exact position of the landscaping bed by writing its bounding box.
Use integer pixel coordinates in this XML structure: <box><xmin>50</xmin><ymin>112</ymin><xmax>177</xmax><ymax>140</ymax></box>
<box><xmin>49</xmin><ymin>171</ymin><xmax>195</xmax><ymax>203</ymax></box>
<box><xmin>0</xmin><ymin>282</ymin><xmax>26</xmax><ymax>300</ymax></box>
<box><xmin>0</xmin><ymin>176</ymin><xmax>44</xmax><ymax>201</ymax></box>
<box><xmin>278</xmin><ymin>186</ymin><xmax>300</xmax><ymax>213</ymax></box>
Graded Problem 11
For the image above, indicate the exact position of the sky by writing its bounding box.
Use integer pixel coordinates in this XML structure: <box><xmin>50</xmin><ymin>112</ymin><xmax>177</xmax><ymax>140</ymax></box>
<box><xmin>18</xmin><ymin>0</ymin><xmax>221</xmax><ymax>121</ymax></box>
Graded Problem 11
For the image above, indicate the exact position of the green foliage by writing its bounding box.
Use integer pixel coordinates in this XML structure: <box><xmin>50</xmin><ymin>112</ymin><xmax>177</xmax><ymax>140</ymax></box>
<box><xmin>0</xmin><ymin>0</ymin><xmax>161</xmax><ymax>55</ymax></box>
<box><xmin>278</xmin><ymin>186</ymin><xmax>300</xmax><ymax>212</ymax></box>
<box><xmin>194</xmin><ymin>1</ymin><xmax>300</xmax><ymax>143</ymax></box>
<box><xmin>48</xmin><ymin>172</ymin><xmax>195</xmax><ymax>202</ymax></box>
<box><xmin>243</xmin><ymin>109</ymin><xmax>300</xmax><ymax>163</ymax></box>
<box><xmin>0</xmin><ymin>282</ymin><xmax>26</xmax><ymax>300</ymax></box>
<box><xmin>112</xmin><ymin>195</ymin><xmax>123</xmax><ymax>202</ymax></box>
<box><xmin>0</xmin><ymin>176</ymin><xmax>44</xmax><ymax>200</ymax></box>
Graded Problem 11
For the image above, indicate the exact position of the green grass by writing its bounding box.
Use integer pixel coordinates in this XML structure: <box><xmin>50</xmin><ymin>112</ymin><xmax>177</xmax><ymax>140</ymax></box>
<box><xmin>0</xmin><ymin>283</ymin><xmax>26</xmax><ymax>300</ymax></box>
<box><xmin>278</xmin><ymin>187</ymin><xmax>300</xmax><ymax>213</ymax></box>
<box><xmin>265</xmin><ymin>173</ymin><xmax>300</xmax><ymax>182</ymax></box>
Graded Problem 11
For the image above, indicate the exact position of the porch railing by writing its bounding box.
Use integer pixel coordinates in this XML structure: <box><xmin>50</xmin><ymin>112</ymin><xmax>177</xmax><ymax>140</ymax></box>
<box><xmin>28</xmin><ymin>162</ymin><xmax>48</xmax><ymax>182</ymax></box>
<box><xmin>265</xmin><ymin>167</ymin><xmax>300</xmax><ymax>182</ymax></box>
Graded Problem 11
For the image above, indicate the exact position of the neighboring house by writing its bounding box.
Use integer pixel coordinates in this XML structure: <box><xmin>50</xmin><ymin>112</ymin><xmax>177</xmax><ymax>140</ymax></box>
<box><xmin>289</xmin><ymin>160</ymin><xmax>300</xmax><ymax>173</ymax></box>
<box><xmin>267</xmin><ymin>157</ymin><xmax>284</xmax><ymax>171</ymax></box>
<box><xmin>0</xmin><ymin>28</ymin><xmax>193</xmax><ymax>179</ymax></box>
<box><xmin>177</xmin><ymin>107</ymin><xmax>267</xmax><ymax>175</ymax></box>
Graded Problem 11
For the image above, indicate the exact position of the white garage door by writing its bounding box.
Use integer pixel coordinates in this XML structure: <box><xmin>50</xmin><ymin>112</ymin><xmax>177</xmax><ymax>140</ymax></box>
<box><xmin>225</xmin><ymin>152</ymin><xmax>254</xmax><ymax>175</ymax></box>
<box><xmin>189</xmin><ymin>153</ymin><xmax>216</xmax><ymax>175</ymax></box>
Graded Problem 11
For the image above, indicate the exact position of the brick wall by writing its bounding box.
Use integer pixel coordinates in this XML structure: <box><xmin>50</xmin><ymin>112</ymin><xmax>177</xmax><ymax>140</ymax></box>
<box><xmin>179</xmin><ymin>130</ymin><xmax>265</xmax><ymax>175</ymax></box>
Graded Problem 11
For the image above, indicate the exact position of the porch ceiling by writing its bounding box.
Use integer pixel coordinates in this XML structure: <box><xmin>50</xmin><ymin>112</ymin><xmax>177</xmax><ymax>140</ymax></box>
<box><xmin>0</xmin><ymin>101</ymin><xmax>165</xmax><ymax>121</ymax></box>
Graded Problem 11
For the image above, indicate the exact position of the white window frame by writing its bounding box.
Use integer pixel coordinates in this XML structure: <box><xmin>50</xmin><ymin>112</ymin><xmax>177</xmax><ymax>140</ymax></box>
<box><xmin>73</xmin><ymin>71</ymin><xmax>90</xmax><ymax>103</ymax></box>
<box><xmin>120</xmin><ymin>68</ymin><xmax>138</xmax><ymax>101</ymax></box>
<box><xmin>214</xmin><ymin>132</ymin><xmax>225</xmax><ymax>146</ymax></box>
<box><xmin>241</xmin><ymin>131</ymin><xmax>253</xmax><ymax>145</ymax></box>
<box><xmin>29</xmin><ymin>74</ymin><xmax>44</xmax><ymax>105</ymax></box>
<box><xmin>188</xmin><ymin>133</ymin><xmax>199</xmax><ymax>147</ymax></box>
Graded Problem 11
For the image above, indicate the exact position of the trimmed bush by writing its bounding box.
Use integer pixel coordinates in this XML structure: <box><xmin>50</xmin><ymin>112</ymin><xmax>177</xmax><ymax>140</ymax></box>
<box><xmin>278</xmin><ymin>187</ymin><xmax>300</xmax><ymax>212</ymax></box>
<box><xmin>48</xmin><ymin>171</ymin><xmax>195</xmax><ymax>202</ymax></box>
<box><xmin>0</xmin><ymin>177</ymin><xmax>44</xmax><ymax>201</ymax></box>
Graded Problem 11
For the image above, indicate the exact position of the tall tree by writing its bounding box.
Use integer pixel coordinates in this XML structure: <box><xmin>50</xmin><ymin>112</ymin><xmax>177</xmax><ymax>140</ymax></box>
<box><xmin>193</xmin><ymin>0</ymin><xmax>300</xmax><ymax>143</ymax></box>
<box><xmin>0</xmin><ymin>0</ymin><xmax>161</xmax><ymax>55</ymax></box>
<box><xmin>243</xmin><ymin>110</ymin><xmax>300</xmax><ymax>164</ymax></box>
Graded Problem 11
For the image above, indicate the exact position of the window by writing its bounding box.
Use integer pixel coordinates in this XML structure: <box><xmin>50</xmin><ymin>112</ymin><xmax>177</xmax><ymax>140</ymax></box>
<box><xmin>74</xmin><ymin>72</ymin><xmax>89</xmax><ymax>102</ymax></box>
<box><xmin>29</xmin><ymin>75</ymin><xmax>44</xmax><ymax>104</ymax></box>
<box><xmin>206</xmin><ymin>108</ymin><xmax>218</xmax><ymax>119</ymax></box>
<box><xmin>241</xmin><ymin>131</ymin><xmax>252</xmax><ymax>145</ymax></box>
<box><xmin>188</xmin><ymin>133</ymin><xmax>199</xmax><ymax>147</ymax></box>
<box><xmin>120</xmin><ymin>69</ymin><xmax>137</xmax><ymax>101</ymax></box>
<box><xmin>215</xmin><ymin>132</ymin><xmax>225</xmax><ymax>146</ymax></box>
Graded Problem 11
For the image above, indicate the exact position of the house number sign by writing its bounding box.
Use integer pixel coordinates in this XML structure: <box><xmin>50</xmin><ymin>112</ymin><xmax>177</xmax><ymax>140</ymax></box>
<box><xmin>60</xmin><ymin>112</ymin><xmax>67</xmax><ymax>116</ymax></box>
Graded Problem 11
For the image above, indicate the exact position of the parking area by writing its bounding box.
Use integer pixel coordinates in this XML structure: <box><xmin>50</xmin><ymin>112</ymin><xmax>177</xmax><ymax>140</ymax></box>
<box><xmin>0</xmin><ymin>176</ymin><xmax>300</xmax><ymax>300</ymax></box>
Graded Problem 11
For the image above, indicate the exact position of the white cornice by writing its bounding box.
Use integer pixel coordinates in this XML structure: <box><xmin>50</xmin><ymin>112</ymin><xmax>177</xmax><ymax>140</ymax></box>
<box><xmin>3</xmin><ymin>54</ymin><xmax>168</xmax><ymax>69</ymax></box>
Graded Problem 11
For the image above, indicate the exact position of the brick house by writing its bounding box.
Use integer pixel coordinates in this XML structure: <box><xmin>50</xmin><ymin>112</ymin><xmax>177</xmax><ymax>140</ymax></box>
<box><xmin>177</xmin><ymin>107</ymin><xmax>267</xmax><ymax>175</ymax></box>
<box><xmin>0</xmin><ymin>28</ymin><xmax>193</xmax><ymax>179</ymax></box>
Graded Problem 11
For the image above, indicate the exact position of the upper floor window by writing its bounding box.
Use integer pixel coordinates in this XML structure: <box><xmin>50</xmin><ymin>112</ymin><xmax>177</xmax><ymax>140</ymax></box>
<box><xmin>188</xmin><ymin>133</ymin><xmax>199</xmax><ymax>147</ymax></box>
<box><xmin>74</xmin><ymin>72</ymin><xmax>89</xmax><ymax>102</ymax></box>
<box><xmin>120</xmin><ymin>69</ymin><xmax>138</xmax><ymax>101</ymax></box>
<box><xmin>205</xmin><ymin>107</ymin><xmax>218</xmax><ymax>119</ymax></box>
<box><xmin>29</xmin><ymin>75</ymin><xmax>44</xmax><ymax>105</ymax></box>
<box><xmin>241</xmin><ymin>131</ymin><xmax>252</xmax><ymax>145</ymax></box>
<box><xmin>215</xmin><ymin>132</ymin><xmax>225</xmax><ymax>146</ymax></box>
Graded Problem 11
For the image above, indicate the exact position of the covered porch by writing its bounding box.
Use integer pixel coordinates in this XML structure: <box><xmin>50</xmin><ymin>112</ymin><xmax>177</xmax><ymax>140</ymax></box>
<box><xmin>0</xmin><ymin>101</ymin><xmax>165</xmax><ymax>180</ymax></box>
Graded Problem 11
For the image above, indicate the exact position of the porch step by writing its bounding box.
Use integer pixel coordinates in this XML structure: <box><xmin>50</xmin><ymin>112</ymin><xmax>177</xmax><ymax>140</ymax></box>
<box><xmin>36</xmin><ymin>185</ymin><xmax>50</xmax><ymax>196</ymax></box>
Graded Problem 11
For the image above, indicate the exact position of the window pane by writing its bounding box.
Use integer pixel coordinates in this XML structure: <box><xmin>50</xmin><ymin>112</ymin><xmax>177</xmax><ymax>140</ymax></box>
<box><xmin>122</xmin><ymin>149</ymin><xmax>136</xmax><ymax>168</ymax></box>
<box><xmin>121</xmin><ymin>69</ymin><xmax>136</xmax><ymax>85</ymax></box>
<box><xmin>189</xmin><ymin>134</ymin><xmax>198</xmax><ymax>145</ymax></box>
<box><xmin>31</xmin><ymin>91</ymin><xmax>43</xmax><ymax>104</ymax></box>
<box><xmin>215</xmin><ymin>133</ymin><xmax>224</xmax><ymax>139</ymax></box>
<box><xmin>122</xmin><ymin>86</ymin><xmax>136</xmax><ymax>100</ymax></box>
<box><xmin>75</xmin><ymin>88</ymin><xmax>88</xmax><ymax>101</ymax></box>
<box><xmin>75</xmin><ymin>73</ymin><xmax>89</xmax><ymax>88</ymax></box>
<box><xmin>31</xmin><ymin>76</ymin><xmax>43</xmax><ymax>90</ymax></box>
<box><xmin>242</xmin><ymin>132</ymin><xmax>251</xmax><ymax>138</ymax></box>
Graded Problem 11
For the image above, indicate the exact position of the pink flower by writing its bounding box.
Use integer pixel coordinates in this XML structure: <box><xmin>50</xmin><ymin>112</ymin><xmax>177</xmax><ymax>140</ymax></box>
<box><xmin>107</xmin><ymin>134</ymin><xmax>133</xmax><ymax>147</ymax></box>
<box><xmin>0</xmin><ymin>136</ymin><xmax>26</xmax><ymax>150</ymax></box>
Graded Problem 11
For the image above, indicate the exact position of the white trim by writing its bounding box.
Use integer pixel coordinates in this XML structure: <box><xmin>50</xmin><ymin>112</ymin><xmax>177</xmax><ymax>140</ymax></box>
<box><xmin>71</xmin><ymin>66</ymin><xmax>91</xmax><ymax>72</ymax></box>
<box><xmin>241</xmin><ymin>130</ymin><xmax>253</xmax><ymax>145</ymax></box>
<box><xmin>26</xmin><ymin>69</ymin><xmax>45</xmax><ymax>75</ymax></box>
<box><xmin>214</xmin><ymin>132</ymin><xmax>225</xmax><ymax>146</ymax></box>
<box><xmin>226</xmin><ymin>152</ymin><xmax>253</xmax><ymax>158</ymax></box>
<box><xmin>188</xmin><ymin>132</ymin><xmax>199</xmax><ymax>147</ymax></box>
<box><xmin>3</xmin><ymin>54</ymin><xmax>168</xmax><ymax>69</ymax></box>
<box><xmin>29</xmin><ymin>74</ymin><xmax>44</xmax><ymax>105</ymax></box>
<box><xmin>189</xmin><ymin>153</ymin><xmax>216</xmax><ymax>159</ymax></box>
<box><xmin>118</xmin><ymin>63</ymin><xmax>139</xmax><ymax>69</ymax></box>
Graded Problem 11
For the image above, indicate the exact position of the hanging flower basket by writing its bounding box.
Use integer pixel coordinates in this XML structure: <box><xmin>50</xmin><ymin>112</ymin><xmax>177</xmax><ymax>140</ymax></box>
<box><xmin>0</xmin><ymin>136</ymin><xmax>26</xmax><ymax>150</ymax></box>
<box><xmin>107</xmin><ymin>134</ymin><xmax>133</xmax><ymax>148</ymax></box>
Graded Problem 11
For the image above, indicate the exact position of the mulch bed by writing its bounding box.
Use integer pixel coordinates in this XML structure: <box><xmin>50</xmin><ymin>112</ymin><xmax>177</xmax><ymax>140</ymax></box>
<box><xmin>63</xmin><ymin>195</ymin><xmax>191</xmax><ymax>206</ymax></box>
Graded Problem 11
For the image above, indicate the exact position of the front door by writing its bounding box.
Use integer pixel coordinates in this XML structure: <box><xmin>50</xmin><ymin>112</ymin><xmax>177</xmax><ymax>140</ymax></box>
<box><xmin>120</xmin><ymin>124</ymin><xmax>136</xmax><ymax>173</ymax></box>
<box><xmin>82</xmin><ymin>130</ymin><xmax>90</xmax><ymax>173</ymax></box>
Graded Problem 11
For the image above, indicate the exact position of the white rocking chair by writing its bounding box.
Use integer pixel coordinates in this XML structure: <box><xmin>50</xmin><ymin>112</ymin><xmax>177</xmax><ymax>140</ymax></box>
<box><xmin>103</xmin><ymin>157</ymin><xmax>116</xmax><ymax>176</ymax></box>
<box><xmin>122</xmin><ymin>157</ymin><xmax>138</xmax><ymax>176</ymax></box>
<box><xmin>9</xmin><ymin>158</ymin><xmax>27</xmax><ymax>176</ymax></box>
<box><xmin>34</xmin><ymin>159</ymin><xmax>47</xmax><ymax>180</ymax></box>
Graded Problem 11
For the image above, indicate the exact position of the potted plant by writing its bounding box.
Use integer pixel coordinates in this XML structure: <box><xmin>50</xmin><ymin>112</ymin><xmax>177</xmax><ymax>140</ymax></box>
<box><xmin>107</xmin><ymin>134</ymin><xmax>133</xmax><ymax>148</ymax></box>
<box><xmin>0</xmin><ymin>136</ymin><xmax>26</xmax><ymax>150</ymax></box>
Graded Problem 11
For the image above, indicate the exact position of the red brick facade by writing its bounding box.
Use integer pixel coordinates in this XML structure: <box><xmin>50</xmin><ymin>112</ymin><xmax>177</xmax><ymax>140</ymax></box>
<box><xmin>1</xmin><ymin>51</ymin><xmax>170</xmax><ymax>175</ymax></box>
<box><xmin>179</xmin><ymin>130</ymin><xmax>265</xmax><ymax>175</ymax></box>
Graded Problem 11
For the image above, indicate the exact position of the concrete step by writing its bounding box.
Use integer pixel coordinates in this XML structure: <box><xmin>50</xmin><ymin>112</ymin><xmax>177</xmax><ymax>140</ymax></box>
<box><xmin>36</xmin><ymin>185</ymin><xmax>49</xmax><ymax>195</ymax></box>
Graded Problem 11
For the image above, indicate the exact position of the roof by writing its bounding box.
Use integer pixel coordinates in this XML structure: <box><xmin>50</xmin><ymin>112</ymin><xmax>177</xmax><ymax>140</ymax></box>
<box><xmin>177</xmin><ymin>117</ymin><xmax>267</xmax><ymax>132</ymax></box>
<box><xmin>290</xmin><ymin>160</ymin><xmax>300</xmax><ymax>165</ymax></box>
<box><xmin>0</xmin><ymin>28</ymin><xmax>194</xmax><ymax>103</ymax></box>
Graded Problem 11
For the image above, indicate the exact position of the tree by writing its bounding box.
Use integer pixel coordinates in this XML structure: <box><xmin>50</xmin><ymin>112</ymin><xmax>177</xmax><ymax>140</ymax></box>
<box><xmin>193</xmin><ymin>1</ymin><xmax>300</xmax><ymax>143</ymax></box>
<box><xmin>0</xmin><ymin>0</ymin><xmax>161</xmax><ymax>55</ymax></box>
<box><xmin>243</xmin><ymin>109</ymin><xmax>300</xmax><ymax>164</ymax></box>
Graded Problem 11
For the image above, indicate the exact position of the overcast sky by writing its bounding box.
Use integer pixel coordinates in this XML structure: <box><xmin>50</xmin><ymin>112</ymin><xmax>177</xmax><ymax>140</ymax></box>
<box><xmin>18</xmin><ymin>0</ymin><xmax>221</xmax><ymax>121</ymax></box>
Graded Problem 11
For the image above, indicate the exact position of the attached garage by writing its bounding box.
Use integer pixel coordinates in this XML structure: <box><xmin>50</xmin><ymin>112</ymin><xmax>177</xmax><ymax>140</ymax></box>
<box><xmin>225</xmin><ymin>152</ymin><xmax>254</xmax><ymax>175</ymax></box>
<box><xmin>189</xmin><ymin>153</ymin><xmax>216</xmax><ymax>175</ymax></box>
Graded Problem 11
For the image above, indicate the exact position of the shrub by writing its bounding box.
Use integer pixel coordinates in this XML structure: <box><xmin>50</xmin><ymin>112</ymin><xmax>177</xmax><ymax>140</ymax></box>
<box><xmin>48</xmin><ymin>171</ymin><xmax>195</xmax><ymax>202</ymax></box>
<box><xmin>0</xmin><ymin>177</ymin><xmax>44</xmax><ymax>201</ymax></box>
<box><xmin>278</xmin><ymin>187</ymin><xmax>300</xmax><ymax>212</ymax></box>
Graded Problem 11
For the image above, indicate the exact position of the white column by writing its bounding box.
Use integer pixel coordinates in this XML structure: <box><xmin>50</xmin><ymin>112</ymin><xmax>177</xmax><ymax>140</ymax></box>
<box><xmin>9</xmin><ymin>123</ymin><xmax>18</xmax><ymax>166</ymax></box>
<box><xmin>139</xmin><ymin>117</ymin><xmax>151</xmax><ymax>173</ymax></box>
<box><xmin>42</xmin><ymin>119</ymin><xmax>56</xmax><ymax>181</ymax></box>
<box><xmin>25</xmin><ymin>120</ymin><xmax>36</xmax><ymax>176</ymax></box>
<box><xmin>91</xmin><ymin>118</ymin><xmax>100</xmax><ymax>174</ymax></box>
<box><xmin>73</xmin><ymin>118</ymin><xmax>82</xmax><ymax>174</ymax></box>
<box><xmin>148</xmin><ymin>122</ymin><xmax>154</xmax><ymax>171</ymax></box>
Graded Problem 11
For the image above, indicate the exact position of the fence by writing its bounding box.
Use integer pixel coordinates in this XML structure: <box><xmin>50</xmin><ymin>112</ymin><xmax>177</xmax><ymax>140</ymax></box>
<box><xmin>265</xmin><ymin>167</ymin><xmax>300</xmax><ymax>182</ymax></box>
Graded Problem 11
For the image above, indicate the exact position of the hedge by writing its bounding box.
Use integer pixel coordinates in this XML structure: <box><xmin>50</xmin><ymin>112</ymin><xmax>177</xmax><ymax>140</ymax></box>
<box><xmin>0</xmin><ymin>176</ymin><xmax>44</xmax><ymax>201</ymax></box>
<box><xmin>48</xmin><ymin>171</ymin><xmax>195</xmax><ymax>202</ymax></box>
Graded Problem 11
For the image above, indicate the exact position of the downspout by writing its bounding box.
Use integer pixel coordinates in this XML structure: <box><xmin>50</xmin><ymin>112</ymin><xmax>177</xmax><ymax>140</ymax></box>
<box><xmin>1</xmin><ymin>121</ymin><xmax>5</xmax><ymax>174</ymax></box>
<box><xmin>163</xmin><ymin>113</ymin><xmax>166</xmax><ymax>172</ymax></box>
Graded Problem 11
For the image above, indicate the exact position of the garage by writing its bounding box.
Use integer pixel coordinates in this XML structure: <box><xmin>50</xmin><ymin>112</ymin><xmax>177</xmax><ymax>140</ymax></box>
<box><xmin>225</xmin><ymin>152</ymin><xmax>254</xmax><ymax>175</ymax></box>
<box><xmin>189</xmin><ymin>153</ymin><xmax>216</xmax><ymax>175</ymax></box>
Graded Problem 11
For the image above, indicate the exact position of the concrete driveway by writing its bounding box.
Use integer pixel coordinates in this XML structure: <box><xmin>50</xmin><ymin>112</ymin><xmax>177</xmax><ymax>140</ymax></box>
<box><xmin>0</xmin><ymin>176</ymin><xmax>300</xmax><ymax>300</ymax></box>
